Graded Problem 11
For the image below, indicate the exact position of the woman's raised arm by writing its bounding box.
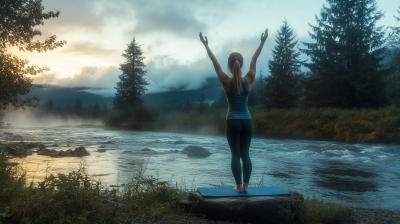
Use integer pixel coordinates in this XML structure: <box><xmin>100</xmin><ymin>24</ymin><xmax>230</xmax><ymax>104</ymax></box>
<box><xmin>245</xmin><ymin>28</ymin><xmax>268</xmax><ymax>84</ymax></box>
<box><xmin>199</xmin><ymin>32</ymin><xmax>230</xmax><ymax>87</ymax></box>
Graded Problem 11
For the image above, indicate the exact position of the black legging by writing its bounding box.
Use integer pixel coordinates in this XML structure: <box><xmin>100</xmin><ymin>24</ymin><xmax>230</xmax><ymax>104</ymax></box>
<box><xmin>226</xmin><ymin>119</ymin><xmax>253</xmax><ymax>185</ymax></box>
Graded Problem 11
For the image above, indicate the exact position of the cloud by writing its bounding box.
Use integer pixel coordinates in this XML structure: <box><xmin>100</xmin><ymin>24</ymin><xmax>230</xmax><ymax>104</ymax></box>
<box><xmin>61</xmin><ymin>41</ymin><xmax>117</xmax><ymax>56</ymax></box>
<box><xmin>40</xmin><ymin>0</ymin><xmax>109</xmax><ymax>33</ymax></box>
<box><xmin>33</xmin><ymin>66</ymin><xmax>120</xmax><ymax>89</ymax></box>
<box><xmin>122</xmin><ymin>0</ymin><xmax>207</xmax><ymax>39</ymax></box>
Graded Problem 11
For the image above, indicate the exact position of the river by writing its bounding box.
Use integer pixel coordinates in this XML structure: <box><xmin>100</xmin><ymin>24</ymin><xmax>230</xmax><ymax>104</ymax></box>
<box><xmin>1</xmin><ymin>126</ymin><xmax>399</xmax><ymax>211</ymax></box>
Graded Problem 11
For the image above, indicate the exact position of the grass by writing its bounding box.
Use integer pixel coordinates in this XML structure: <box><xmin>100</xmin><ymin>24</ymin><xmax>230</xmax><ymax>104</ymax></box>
<box><xmin>104</xmin><ymin>105</ymin><xmax>400</xmax><ymax>144</ymax></box>
<box><xmin>1</xmin><ymin>143</ymin><xmax>378</xmax><ymax>224</ymax></box>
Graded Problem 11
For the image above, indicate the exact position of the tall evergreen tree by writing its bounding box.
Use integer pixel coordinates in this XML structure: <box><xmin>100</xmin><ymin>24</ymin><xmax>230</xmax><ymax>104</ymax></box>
<box><xmin>211</xmin><ymin>90</ymin><xmax>228</xmax><ymax>109</ymax></box>
<box><xmin>113</xmin><ymin>37</ymin><xmax>149</xmax><ymax>109</ymax></box>
<box><xmin>91</xmin><ymin>103</ymin><xmax>101</xmax><ymax>118</ymax></box>
<box><xmin>185</xmin><ymin>99</ymin><xmax>191</xmax><ymax>112</ymax></box>
<box><xmin>386</xmin><ymin>6</ymin><xmax>400</xmax><ymax>50</ymax></box>
<box><xmin>300</xmin><ymin>0</ymin><xmax>388</xmax><ymax>109</ymax></box>
<box><xmin>386</xmin><ymin>7</ymin><xmax>400</xmax><ymax>106</ymax></box>
<box><xmin>198</xmin><ymin>93</ymin><xmax>207</xmax><ymax>114</ymax></box>
<box><xmin>74</xmin><ymin>98</ymin><xmax>82</xmax><ymax>115</ymax></box>
<box><xmin>248</xmin><ymin>69</ymin><xmax>264</xmax><ymax>107</ymax></box>
<box><xmin>265</xmin><ymin>19</ymin><xmax>303</xmax><ymax>110</ymax></box>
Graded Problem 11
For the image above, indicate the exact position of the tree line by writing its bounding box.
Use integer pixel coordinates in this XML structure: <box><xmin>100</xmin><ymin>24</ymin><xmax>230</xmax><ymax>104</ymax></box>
<box><xmin>37</xmin><ymin>98</ymin><xmax>110</xmax><ymax>119</ymax></box>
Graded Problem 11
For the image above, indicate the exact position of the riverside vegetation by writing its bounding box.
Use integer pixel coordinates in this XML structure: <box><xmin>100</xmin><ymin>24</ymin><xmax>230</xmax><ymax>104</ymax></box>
<box><xmin>1</xmin><ymin>143</ymin><xmax>370</xmax><ymax>224</ymax></box>
<box><xmin>104</xmin><ymin>104</ymin><xmax>400</xmax><ymax>144</ymax></box>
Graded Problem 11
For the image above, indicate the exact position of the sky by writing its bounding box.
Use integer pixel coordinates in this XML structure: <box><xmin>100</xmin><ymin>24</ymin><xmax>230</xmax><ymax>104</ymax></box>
<box><xmin>7</xmin><ymin>0</ymin><xmax>400</xmax><ymax>96</ymax></box>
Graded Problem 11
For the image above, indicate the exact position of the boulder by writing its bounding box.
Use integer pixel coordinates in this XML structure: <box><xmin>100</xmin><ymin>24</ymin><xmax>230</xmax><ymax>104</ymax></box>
<box><xmin>52</xmin><ymin>144</ymin><xmax>59</xmax><ymax>147</ymax></box>
<box><xmin>53</xmin><ymin>150</ymin><xmax>71</xmax><ymax>157</ymax></box>
<box><xmin>174</xmin><ymin>140</ymin><xmax>186</xmax><ymax>144</ymax></box>
<box><xmin>38</xmin><ymin>144</ymin><xmax>46</xmax><ymax>150</ymax></box>
<box><xmin>97</xmin><ymin>149</ymin><xmax>106</xmax><ymax>152</ymax></box>
<box><xmin>141</xmin><ymin>148</ymin><xmax>151</xmax><ymax>151</ymax></box>
<box><xmin>178</xmin><ymin>190</ymin><xmax>305</xmax><ymax>224</ymax></box>
<box><xmin>37</xmin><ymin>150</ymin><xmax>52</xmax><ymax>156</ymax></box>
<box><xmin>71</xmin><ymin>146</ymin><xmax>90</xmax><ymax>157</ymax></box>
<box><xmin>182</xmin><ymin>146</ymin><xmax>211</xmax><ymax>157</ymax></box>
<box><xmin>3</xmin><ymin>132</ymin><xmax>13</xmax><ymax>135</ymax></box>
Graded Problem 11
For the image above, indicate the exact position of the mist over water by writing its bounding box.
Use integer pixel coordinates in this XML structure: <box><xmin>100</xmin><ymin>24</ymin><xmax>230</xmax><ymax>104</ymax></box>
<box><xmin>1</xmin><ymin>125</ymin><xmax>399</xmax><ymax>212</ymax></box>
<box><xmin>3</xmin><ymin>108</ymin><xmax>103</xmax><ymax>128</ymax></box>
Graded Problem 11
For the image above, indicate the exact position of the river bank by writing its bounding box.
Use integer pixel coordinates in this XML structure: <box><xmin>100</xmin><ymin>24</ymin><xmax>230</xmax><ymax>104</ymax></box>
<box><xmin>104</xmin><ymin>105</ymin><xmax>400</xmax><ymax>145</ymax></box>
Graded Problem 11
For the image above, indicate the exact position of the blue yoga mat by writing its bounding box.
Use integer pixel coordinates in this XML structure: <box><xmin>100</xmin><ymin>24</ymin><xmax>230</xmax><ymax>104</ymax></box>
<box><xmin>197</xmin><ymin>186</ymin><xmax>291</xmax><ymax>197</ymax></box>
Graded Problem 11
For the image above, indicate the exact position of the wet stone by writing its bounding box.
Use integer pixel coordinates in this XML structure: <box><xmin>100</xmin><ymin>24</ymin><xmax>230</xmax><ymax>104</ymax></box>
<box><xmin>182</xmin><ymin>146</ymin><xmax>211</xmax><ymax>158</ymax></box>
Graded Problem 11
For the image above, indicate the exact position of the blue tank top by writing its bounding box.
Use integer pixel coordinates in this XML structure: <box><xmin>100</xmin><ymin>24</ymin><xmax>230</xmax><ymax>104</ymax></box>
<box><xmin>225</xmin><ymin>78</ymin><xmax>252</xmax><ymax>120</ymax></box>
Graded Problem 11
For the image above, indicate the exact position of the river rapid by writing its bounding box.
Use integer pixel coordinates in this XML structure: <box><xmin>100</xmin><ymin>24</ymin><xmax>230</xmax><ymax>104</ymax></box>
<box><xmin>1</xmin><ymin>126</ymin><xmax>399</xmax><ymax>211</ymax></box>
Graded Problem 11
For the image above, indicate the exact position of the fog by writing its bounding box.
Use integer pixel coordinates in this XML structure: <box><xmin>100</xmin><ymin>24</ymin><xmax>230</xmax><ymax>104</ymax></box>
<box><xmin>1</xmin><ymin>108</ymin><xmax>103</xmax><ymax>128</ymax></box>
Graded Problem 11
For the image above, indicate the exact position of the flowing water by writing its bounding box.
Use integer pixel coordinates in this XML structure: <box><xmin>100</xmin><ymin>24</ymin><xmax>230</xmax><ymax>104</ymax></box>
<box><xmin>1</xmin><ymin>126</ymin><xmax>399</xmax><ymax>211</ymax></box>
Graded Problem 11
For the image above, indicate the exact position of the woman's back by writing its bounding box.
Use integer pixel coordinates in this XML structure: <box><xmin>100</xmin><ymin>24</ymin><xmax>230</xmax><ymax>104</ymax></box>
<box><xmin>225</xmin><ymin>78</ymin><xmax>252</xmax><ymax>120</ymax></box>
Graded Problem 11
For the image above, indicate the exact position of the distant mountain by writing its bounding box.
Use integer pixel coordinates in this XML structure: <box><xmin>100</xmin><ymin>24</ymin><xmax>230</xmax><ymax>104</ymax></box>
<box><xmin>25</xmin><ymin>77</ymin><xmax>226</xmax><ymax>108</ymax></box>
<box><xmin>143</xmin><ymin>77</ymin><xmax>223</xmax><ymax>106</ymax></box>
<box><xmin>26</xmin><ymin>85</ymin><xmax>113</xmax><ymax>108</ymax></box>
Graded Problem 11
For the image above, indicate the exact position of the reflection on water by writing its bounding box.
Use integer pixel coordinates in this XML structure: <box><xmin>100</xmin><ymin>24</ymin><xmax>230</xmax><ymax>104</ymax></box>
<box><xmin>1</xmin><ymin>126</ymin><xmax>399</xmax><ymax>211</ymax></box>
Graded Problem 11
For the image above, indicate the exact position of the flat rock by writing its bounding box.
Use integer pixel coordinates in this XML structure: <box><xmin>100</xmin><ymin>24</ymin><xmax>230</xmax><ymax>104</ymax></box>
<box><xmin>178</xmin><ymin>190</ymin><xmax>304</xmax><ymax>224</ymax></box>
<box><xmin>182</xmin><ymin>146</ymin><xmax>211</xmax><ymax>157</ymax></box>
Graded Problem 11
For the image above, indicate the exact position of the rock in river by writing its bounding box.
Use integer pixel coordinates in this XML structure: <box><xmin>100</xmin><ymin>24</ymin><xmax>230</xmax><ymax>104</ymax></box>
<box><xmin>97</xmin><ymin>149</ymin><xmax>106</xmax><ymax>152</ymax></box>
<box><xmin>141</xmin><ymin>148</ymin><xmax>151</xmax><ymax>151</ymax></box>
<box><xmin>72</xmin><ymin>146</ymin><xmax>90</xmax><ymax>156</ymax></box>
<box><xmin>174</xmin><ymin>140</ymin><xmax>186</xmax><ymax>144</ymax></box>
<box><xmin>181</xmin><ymin>146</ymin><xmax>211</xmax><ymax>158</ymax></box>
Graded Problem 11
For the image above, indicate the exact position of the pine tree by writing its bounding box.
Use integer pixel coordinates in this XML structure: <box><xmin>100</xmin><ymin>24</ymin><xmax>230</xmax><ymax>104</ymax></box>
<box><xmin>265</xmin><ymin>19</ymin><xmax>303</xmax><ymax>110</ymax></box>
<box><xmin>185</xmin><ymin>99</ymin><xmax>191</xmax><ymax>112</ymax></box>
<box><xmin>198</xmin><ymin>93</ymin><xmax>207</xmax><ymax>114</ymax></box>
<box><xmin>211</xmin><ymin>90</ymin><xmax>228</xmax><ymax>109</ymax></box>
<box><xmin>44</xmin><ymin>98</ymin><xmax>54</xmax><ymax>112</ymax></box>
<box><xmin>300</xmin><ymin>0</ymin><xmax>389</xmax><ymax>109</ymax></box>
<box><xmin>74</xmin><ymin>98</ymin><xmax>82</xmax><ymax>115</ymax></box>
<box><xmin>91</xmin><ymin>103</ymin><xmax>101</xmax><ymax>118</ymax></box>
<box><xmin>386</xmin><ymin>6</ymin><xmax>400</xmax><ymax>50</ymax></box>
<box><xmin>101</xmin><ymin>104</ymin><xmax>109</xmax><ymax>117</ymax></box>
<box><xmin>113</xmin><ymin>37</ymin><xmax>149</xmax><ymax>109</ymax></box>
<box><xmin>386</xmin><ymin>6</ymin><xmax>400</xmax><ymax>106</ymax></box>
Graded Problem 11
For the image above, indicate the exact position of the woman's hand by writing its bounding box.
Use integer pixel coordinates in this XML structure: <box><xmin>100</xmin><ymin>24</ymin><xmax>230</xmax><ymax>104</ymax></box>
<box><xmin>199</xmin><ymin>32</ymin><xmax>208</xmax><ymax>46</ymax></box>
<box><xmin>261</xmin><ymin>28</ymin><xmax>268</xmax><ymax>43</ymax></box>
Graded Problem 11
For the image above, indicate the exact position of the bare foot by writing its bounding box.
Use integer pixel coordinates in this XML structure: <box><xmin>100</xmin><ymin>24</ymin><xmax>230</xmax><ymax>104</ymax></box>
<box><xmin>242</xmin><ymin>183</ymin><xmax>249</xmax><ymax>193</ymax></box>
<box><xmin>233</xmin><ymin>184</ymin><xmax>242</xmax><ymax>193</ymax></box>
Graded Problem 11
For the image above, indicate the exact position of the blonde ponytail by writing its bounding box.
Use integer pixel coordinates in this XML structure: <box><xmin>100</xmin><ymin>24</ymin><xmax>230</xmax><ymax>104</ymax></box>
<box><xmin>227</xmin><ymin>52</ymin><xmax>244</xmax><ymax>95</ymax></box>
<box><xmin>232</xmin><ymin>60</ymin><xmax>242</xmax><ymax>95</ymax></box>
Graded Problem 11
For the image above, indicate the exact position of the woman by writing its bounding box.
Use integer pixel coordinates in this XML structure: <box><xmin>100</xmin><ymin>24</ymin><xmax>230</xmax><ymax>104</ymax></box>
<box><xmin>199</xmin><ymin>28</ymin><xmax>268</xmax><ymax>193</ymax></box>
